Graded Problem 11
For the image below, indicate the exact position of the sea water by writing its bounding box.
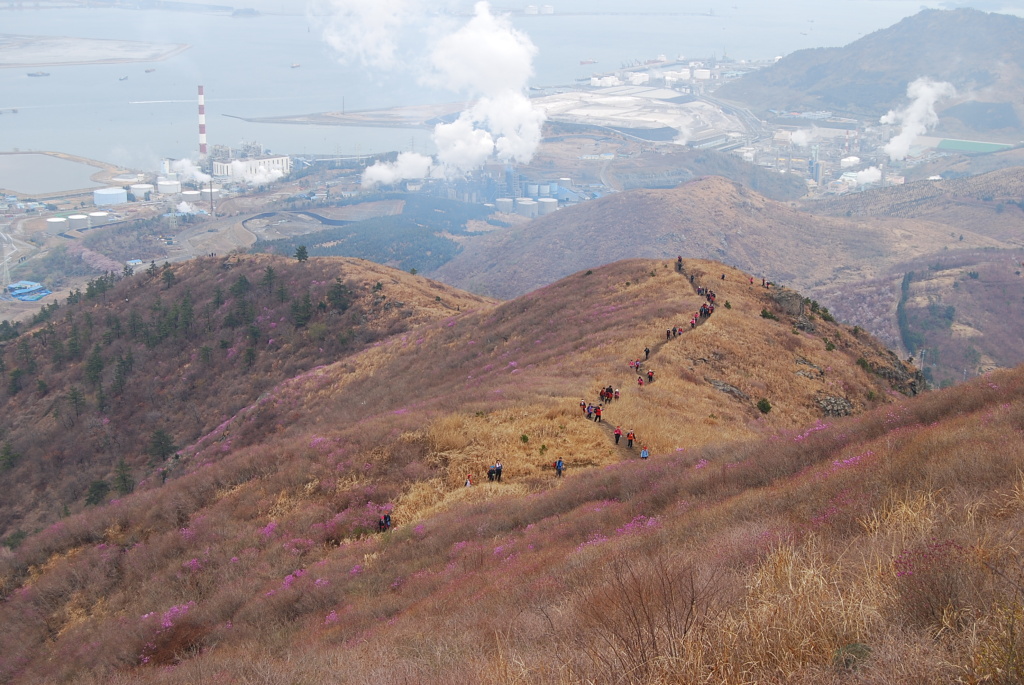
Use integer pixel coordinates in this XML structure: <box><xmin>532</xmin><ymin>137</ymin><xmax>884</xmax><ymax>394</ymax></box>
<box><xmin>0</xmin><ymin>0</ymin><xmax>997</xmax><ymax>171</ymax></box>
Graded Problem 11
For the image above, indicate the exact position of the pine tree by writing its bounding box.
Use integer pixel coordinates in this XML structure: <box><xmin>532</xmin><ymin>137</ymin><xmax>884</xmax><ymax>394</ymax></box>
<box><xmin>147</xmin><ymin>429</ymin><xmax>177</xmax><ymax>463</ymax></box>
<box><xmin>114</xmin><ymin>459</ymin><xmax>134</xmax><ymax>495</ymax></box>
<box><xmin>295</xmin><ymin>245</ymin><xmax>309</xmax><ymax>262</ymax></box>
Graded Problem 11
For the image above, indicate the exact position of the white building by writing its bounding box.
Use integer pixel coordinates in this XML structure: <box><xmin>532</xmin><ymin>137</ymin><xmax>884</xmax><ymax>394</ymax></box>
<box><xmin>212</xmin><ymin>155</ymin><xmax>292</xmax><ymax>182</ymax></box>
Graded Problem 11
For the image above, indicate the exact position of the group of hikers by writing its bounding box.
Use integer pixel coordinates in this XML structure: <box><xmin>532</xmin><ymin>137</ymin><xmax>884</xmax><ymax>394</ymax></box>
<box><xmin>464</xmin><ymin>259</ymin><xmax>731</xmax><ymax>486</ymax></box>
<box><xmin>574</xmin><ymin>259</ymin><xmax>727</xmax><ymax>468</ymax></box>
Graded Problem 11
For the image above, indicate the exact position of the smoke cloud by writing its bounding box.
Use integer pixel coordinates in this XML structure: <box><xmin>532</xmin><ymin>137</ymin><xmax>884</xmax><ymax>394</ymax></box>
<box><xmin>362</xmin><ymin>152</ymin><xmax>435</xmax><ymax>186</ymax></box>
<box><xmin>314</xmin><ymin>1</ymin><xmax>546</xmax><ymax>187</ymax></box>
<box><xmin>170</xmin><ymin>159</ymin><xmax>211</xmax><ymax>184</ymax></box>
<box><xmin>791</xmin><ymin>127</ymin><xmax>819</xmax><ymax>147</ymax></box>
<box><xmin>311</xmin><ymin>0</ymin><xmax>414</xmax><ymax>69</ymax></box>
<box><xmin>228</xmin><ymin>161</ymin><xmax>285</xmax><ymax>186</ymax></box>
<box><xmin>880</xmin><ymin>77</ymin><xmax>955</xmax><ymax>161</ymax></box>
<box><xmin>855</xmin><ymin>166</ymin><xmax>882</xmax><ymax>185</ymax></box>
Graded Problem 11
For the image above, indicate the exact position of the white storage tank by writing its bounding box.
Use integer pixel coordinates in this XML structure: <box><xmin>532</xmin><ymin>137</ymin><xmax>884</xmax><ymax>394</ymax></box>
<box><xmin>693</xmin><ymin>68</ymin><xmax>711</xmax><ymax>80</ymax></box>
<box><xmin>94</xmin><ymin>187</ymin><xmax>128</xmax><ymax>206</ymax></box>
<box><xmin>538</xmin><ymin>184</ymin><xmax>551</xmax><ymax>196</ymax></box>
<box><xmin>526</xmin><ymin>183</ymin><xmax>539</xmax><ymax>197</ymax></box>
<box><xmin>538</xmin><ymin>197</ymin><xmax>558</xmax><ymax>215</ymax></box>
<box><xmin>516</xmin><ymin>198</ymin><xmax>538</xmax><ymax>218</ymax></box>
<box><xmin>496</xmin><ymin>197</ymin><xmax>514</xmax><ymax>213</ymax></box>
<box><xmin>68</xmin><ymin>214</ymin><xmax>90</xmax><ymax>230</ymax></box>
<box><xmin>200</xmin><ymin>188</ymin><xmax>221</xmax><ymax>201</ymax></box>
<box><xmin>181</xmin><ymin>190</ymin><xmax>201</xmax><ymax>203</ymax></box>
<box><xmin>88</xmin><ymin>211</ymin><xmax>110</xmax><ymax>226</ymax></box>
<box><xmin>45</xmin><ymin>217</ymin><xmax>68</xmax><ymax>233</ymax></box>
<box><xmin>157</xmin><ymin>179</ymin><xmax>181</xmax><ymax>195</ymax></box>
<box><xmin>130</xmin><ymin>183</ymin><xmax>155</xmax><ymax>199</ymax></box>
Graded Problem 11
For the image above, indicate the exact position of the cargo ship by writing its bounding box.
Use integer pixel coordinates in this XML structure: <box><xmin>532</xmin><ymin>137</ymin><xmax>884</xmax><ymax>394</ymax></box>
<box><xmin>580</xmin><ymin>59</ymin><xmax>597</xmax><ymax>65</ymax></box>
<box><xmin>27</xmin><ymin>72</ymin><xmax>49</xmax><ymax>77</ymax></box>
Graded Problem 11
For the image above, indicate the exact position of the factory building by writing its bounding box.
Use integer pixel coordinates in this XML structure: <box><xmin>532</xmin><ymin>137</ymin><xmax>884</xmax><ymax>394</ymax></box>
<box><xmin>212</xmin><ymin>155</ymin><xmax>292</xmax><ymax>181</ymax></box>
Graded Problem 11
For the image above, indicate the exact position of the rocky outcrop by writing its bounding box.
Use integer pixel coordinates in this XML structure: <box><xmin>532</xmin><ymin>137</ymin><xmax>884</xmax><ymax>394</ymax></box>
<box><xmin>705</xmin><ymin>377</ymin><xmax>750</xmax><ymax>402</ymax></box>
<box><xmin>817</xmin><ymin>394</ymin><xmax>854</xmax><ymax>417</ymax></box>
<box><xmin>771</xmin><ymin>288</ymin><xmax>805</xmax><ymax>317</ymax></box>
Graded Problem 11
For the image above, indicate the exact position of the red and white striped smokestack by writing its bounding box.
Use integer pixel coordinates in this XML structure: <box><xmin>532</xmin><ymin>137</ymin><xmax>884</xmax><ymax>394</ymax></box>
<box><xmin>198</xmin><ymin>85</ymin><xmax>207</xmax><ymax>158</ymax></box>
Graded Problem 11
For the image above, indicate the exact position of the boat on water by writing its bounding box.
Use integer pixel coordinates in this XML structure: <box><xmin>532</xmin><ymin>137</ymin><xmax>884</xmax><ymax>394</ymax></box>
<box><xmin>145</xmin><ymin>68</ymin><xmax>156</xmax><ymax>73</ymax></box>
<box><xmin>290</xmin><ymin>63</ymin><xmax>301</xmax><ymax>68</ymax></box>
<box><xmin>119</xmin><ymin>76</ymin><xmax>128</xmax><ymax>81</ymax></box>
<box><xmin>27</xmin><ymin>72</ymin><xmax>50</xmax><ymax>77</ymax></box>
<box><xmin>580</xmin><ymin>59</ymin><xmax>597</xmax><ymax>65</ymax></box>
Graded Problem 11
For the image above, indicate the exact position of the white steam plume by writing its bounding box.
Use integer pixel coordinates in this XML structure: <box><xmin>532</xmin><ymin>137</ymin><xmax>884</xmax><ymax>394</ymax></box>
<box><xmin>791</xmin><ymin>127</ymin><xmax>818</xmax><ymax>147</ymax></box>
<box><xmin>228</xmin><ymin>160</ymin><xmax>285</xmax><ymax>186</ymax></box>
<box><xmin>880</xmin><ymin>77</ymin><xmax>955</xmax><ymax>161</ymax></box>
<box><xmin>362</xmin><ymin>152</ymin><xmax>435</xmax><ymax>186</ymax></box>
<box><xmin>314</xmin><ymin>1</ymin><xmax>546</xmax><ymax>187</ymax></box>
<box><xmin>170</xmin><ymin>159</ymin><xmax>211</xmax><ymax>184</ymax></box>
<box><xmin>176</xmin><ymin>201</ymin><xmax>196</xmax><ymax>214</ymax></box>
<box><xmin>311</xmin><ymin>0</ymin><xmax>414</xmax><ymax>69</ymax></box>
<box><xmin>855</xmin><ymin>166</ymin><xmax>882</xmax><ymax>185</ymax></box>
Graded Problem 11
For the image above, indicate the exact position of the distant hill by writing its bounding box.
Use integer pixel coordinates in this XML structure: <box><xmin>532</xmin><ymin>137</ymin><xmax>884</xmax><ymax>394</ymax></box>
<box><xmin>7</xmin><ymin>256</ymin><xmax>1024</xmax><ymax>683</ymax></box>
<box><xmin>431</xmin><ymin>172</ymin><xmax>1024</xmax><ymax>384</ymax></box>
<box><xmin>798</xmin><ymin>167</ymin><xmax>1024</xmax><ymax>387</ymax></box>
<box><xmin>430</xmin><ymin>175</ymin><xmax>1004</xmax><ymax>299</ymax></box>
<box><xmin>716</xmin><ymin>8</ymin><xmax>1024</xmax><ymax>141</ymax></box>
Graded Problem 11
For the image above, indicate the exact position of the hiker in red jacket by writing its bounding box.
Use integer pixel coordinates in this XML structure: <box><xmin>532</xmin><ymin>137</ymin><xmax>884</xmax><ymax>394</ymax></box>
<box><xmin>647</xmin><ymin>369</ymin><xmax>654</xmax><ymax>383</ymax></box>
<box><xmin>613</xmin><ymin>426</ymin><xmax>622</xmax><ymax>445</ymax></box>
<box><xmin>626</xmin><ymin>430</ymin><xmax>636</xmax><ymax>448</ymax></box>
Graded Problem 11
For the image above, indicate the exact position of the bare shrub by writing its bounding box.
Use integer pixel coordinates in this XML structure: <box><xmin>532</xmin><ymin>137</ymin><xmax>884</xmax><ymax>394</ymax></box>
<box><xmin>567</xmin><ymin>549</ymin><xmax>721</xmax><ymax>682</ymax></box>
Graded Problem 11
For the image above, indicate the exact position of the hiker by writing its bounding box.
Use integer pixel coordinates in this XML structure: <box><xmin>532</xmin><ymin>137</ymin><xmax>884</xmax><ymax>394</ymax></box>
<box><xmin>555</xmin><ymin>459</ymin><xmax>564</xmax><ymax>477</ymax></box>
<box><xmin>644</xmin><ymin>346</ymin><xmax>650</xmax><ymax>360</ymax></box>
<box><xmin>613</xmin><ymin>388</ymin><xmax>620</xmax><ymax>400</ymax></box>
<box><xmin>613</xmin><ymin>426</ymin><xmax>622</xmax><ymax>445</ymax></box>
<box><xmin>384</xmin><ymin>513</ymin><xmax>392</xmax><ymax>529</ymax></box>
<box><xmin>378</xmin><ymin>516</ymin><xmax>387</xmax><ymax>532</ymax></box>
<box><xmin>721</xmin><ymin>273</ymin><xmax>726</xmax><ymax>280</ymax></box>
<box><xmin>594</xmin><ymin>404</ymin><xmax>603</xmax><ymax>423</ymax></box>
<box><xmin>640</xmin><ymin>445</ymin><xmax>649</xmax><ymax>460</ymax></box>
<box><xmin>495</xmin><ymin>461</ymin><xmax>503</xmax><ymax>482</ymax></box>
<box><xmin>676</xmin><ymin>255</ymin><xmax>682</xmax><ymax>272</ymax></box>
<box><xmin>465</xmin><ymin>474</ymin><xmax>473</xmax><ymax>487</ymax></box>
<box><xmin>580</xmin><ymin>399</ymin><xmax>587</xmax><ymax>415</ymax></box>
<box><xmin>647</xmin><ymin>369</ymin><xmax>654</xmax><ymax>383</ymax></box>
<box><xmin>690</xmin><ymin>274</ymin><xmax>695</xmax><ymax>284</ymax></box>
<box><xmin>626</xmin><ymin>431</ymin><xmax>635</xmax><ymax>448</ymax></box>
<box><xmin>637</xmin><ymin>376</ymin><xmax>644</xmax><ymax>388</ymax></box>
<box><xmin>487</xmin><ymin>465</ymin><xmax>496</xmax><ymax>481</ymax></box>
<box><xmin>666</xmin><ymin>328</ymin><xmax>672</xmax><ymax>340</ymax></box>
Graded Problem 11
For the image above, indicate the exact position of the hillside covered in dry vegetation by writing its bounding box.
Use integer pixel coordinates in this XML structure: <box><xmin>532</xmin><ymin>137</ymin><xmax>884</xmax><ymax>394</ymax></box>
<box><xmin>0</xmin><ymin>256</ymin><xmax>969</xmax><ymax>683</ymax></box>
<box><xmin>432</xmin><ymin>172</ymin><xmax>1024</xmax><ymax>386</ymax></box>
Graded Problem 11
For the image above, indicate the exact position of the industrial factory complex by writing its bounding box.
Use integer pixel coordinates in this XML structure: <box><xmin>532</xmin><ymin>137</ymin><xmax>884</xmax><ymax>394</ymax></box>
<box><xmin>0</xmin><ymin>54</ymin><xmax>1015</xmax><ymax>314</ymax></box>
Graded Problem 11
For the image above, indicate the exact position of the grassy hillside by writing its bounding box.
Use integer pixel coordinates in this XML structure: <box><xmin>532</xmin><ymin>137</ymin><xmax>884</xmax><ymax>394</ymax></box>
<box><xmin>0</xmin><ymin>254</ymin><xmax>495</xmax><ymax>539</ymax></box>
<box><xmin>801</xmin><ymin>168</ymin><xmax>1024</xmax><ymax>384</ymax></box>
<box><xmin>432</xmin><ymin>173</ymin><xmax>1024</xmax><ymax>384</ymax></box>
<box><xmin>0</xmin><ymin>257</ymin><xmax>927</xmax><ymax>682</ymax></box>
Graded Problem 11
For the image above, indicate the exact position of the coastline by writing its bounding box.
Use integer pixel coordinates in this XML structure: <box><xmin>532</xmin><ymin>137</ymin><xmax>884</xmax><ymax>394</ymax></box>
<box><xmin>0</xmin><ymin>34</ymin><xmax>191</xmax><ymax>69</ymax></box>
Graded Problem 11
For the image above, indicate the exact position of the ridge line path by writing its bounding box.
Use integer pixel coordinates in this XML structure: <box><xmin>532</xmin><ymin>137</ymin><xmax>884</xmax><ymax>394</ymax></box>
<box><xmin>589</xmin><ymin>263</ymin><xmax>721</xmax><ymax>457</ymax></box>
